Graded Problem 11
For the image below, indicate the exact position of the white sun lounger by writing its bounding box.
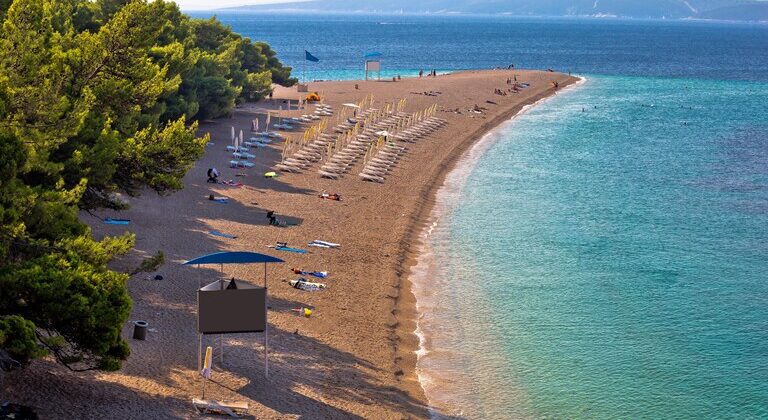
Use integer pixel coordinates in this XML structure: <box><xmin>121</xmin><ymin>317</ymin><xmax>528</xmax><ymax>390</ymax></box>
<box><xmin>359</xmin><ymin>173</ymin><xmax>384</xmax><ymax>183</ymax></box>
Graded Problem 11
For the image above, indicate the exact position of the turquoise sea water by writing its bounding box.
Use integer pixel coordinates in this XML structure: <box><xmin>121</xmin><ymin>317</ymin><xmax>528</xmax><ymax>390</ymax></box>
<box><xmin>195</xmin><ymin>13</ymin><xmax>768</xmax><ymax>418</ymax></box>
<box><xmin>415</xmin><ymin>76</ymin><xmax>768</xmax><ymax>418</ymax></box>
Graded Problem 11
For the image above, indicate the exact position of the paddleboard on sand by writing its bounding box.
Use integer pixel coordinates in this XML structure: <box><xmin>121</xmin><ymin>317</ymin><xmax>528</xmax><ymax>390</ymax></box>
<box><xmin>311</xmin><ymin>240</ymin><xmax>340</xmax><ymax>248</ymax></box>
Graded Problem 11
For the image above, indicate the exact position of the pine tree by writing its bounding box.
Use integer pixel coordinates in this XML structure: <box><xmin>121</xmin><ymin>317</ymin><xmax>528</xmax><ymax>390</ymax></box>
<box><xmin>0</xmin><ymin>0</ymin><xmax>295</xmax><ymax>371</ymax></box>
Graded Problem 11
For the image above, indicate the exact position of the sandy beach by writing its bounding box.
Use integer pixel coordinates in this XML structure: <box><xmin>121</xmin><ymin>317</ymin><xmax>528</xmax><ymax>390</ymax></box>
<box><xmin>6</xmin><ymin>69</ymin><xmax>577</xmax><ymax>418</ymax></box>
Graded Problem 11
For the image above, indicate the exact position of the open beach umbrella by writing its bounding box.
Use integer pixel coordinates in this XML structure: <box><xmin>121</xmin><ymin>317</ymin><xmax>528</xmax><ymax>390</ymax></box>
<box><xmin>184</xmin><ymin>251</ymin><xmax>284</xmax><ymax>288</ymax></box>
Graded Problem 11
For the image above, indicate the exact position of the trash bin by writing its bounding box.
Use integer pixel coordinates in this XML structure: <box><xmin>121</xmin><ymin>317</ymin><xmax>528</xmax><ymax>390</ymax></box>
<box><xmin>133</xmin><ymin>321</ymin><xmax>148</xmax><ymax>340</ymax></box>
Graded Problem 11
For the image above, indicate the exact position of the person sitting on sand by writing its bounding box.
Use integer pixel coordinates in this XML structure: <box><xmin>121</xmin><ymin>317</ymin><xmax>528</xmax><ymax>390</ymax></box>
<box><xmin>207</xmin><ymin>167</ymin><xmax>219</xmax><ymax>183</ymax></box>
<box><xmin>266</xmin><ymin>210</ymin><xmax>282</xmax><ymax>226</ymax></box>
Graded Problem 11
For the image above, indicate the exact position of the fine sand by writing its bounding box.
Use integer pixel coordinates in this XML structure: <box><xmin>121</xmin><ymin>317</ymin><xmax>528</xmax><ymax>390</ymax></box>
<box><xmin>6</xmin><ymin>70</ymin><xmax>577</xmax><ymax>418</ymax></box>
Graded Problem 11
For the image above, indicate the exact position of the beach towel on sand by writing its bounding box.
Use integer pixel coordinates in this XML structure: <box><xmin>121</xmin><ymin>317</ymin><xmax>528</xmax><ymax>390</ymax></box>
<box><xmin>208</xmin><ymin>195</ymin><xmax>229</xmax><ymax>203</ymax></box>
<box><xmin>104</xmin><ymin>218</ymin><xmax>130</xmax><ymax>225</ymax></box>
<box><xmin>268</xmin><ymin>242</ymin><xmax>307</xmax><ymax>253</ymax></box>
<box><xmin>292</xmin><ymin>268</ymin><xmax>328</xmax><ymax>278</ymax></box>
<box><xmin>290</xmin><ymin>278</ymin><xmax>326</xmax><ymax>291</ymax></box>
<box><xmin>209</xmin><ymin>230</ymin><xmax>237</xmax><ymax>239</ymax></box>
<box><xmin>274</xmin><ymin>245</ymin><xmax>307</xmax><ymax>254</ymax></box>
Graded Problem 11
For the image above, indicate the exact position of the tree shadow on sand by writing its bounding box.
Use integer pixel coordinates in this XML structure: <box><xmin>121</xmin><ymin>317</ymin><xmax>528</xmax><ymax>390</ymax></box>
<box><xmin>90</xmin><ymin>265</ymin><xmax>430</xmax><ymax>418</ymax></box>
<box><xmin>10</xmin><ymin>108</ymin><xmax>453</xmax><ymax>418</ymax></box>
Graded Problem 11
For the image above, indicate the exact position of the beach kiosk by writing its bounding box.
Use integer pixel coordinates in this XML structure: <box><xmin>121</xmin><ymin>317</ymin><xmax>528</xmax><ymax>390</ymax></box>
<box><xmin>364</xmin><ymin>52</ymin><xmax>382</xmax><ymax>81</ymax></box>
<box><xmin>184</xmin><ymin>251</ymin><xmax>284</xmax><ymax>379</ymax></box>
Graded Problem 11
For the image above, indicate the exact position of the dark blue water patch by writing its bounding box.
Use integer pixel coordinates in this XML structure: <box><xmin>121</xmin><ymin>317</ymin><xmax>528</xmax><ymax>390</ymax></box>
<box><xmin>190</xmin><ymin>13</ymin><xmax>768</xmax><ymax>83</ymax></box>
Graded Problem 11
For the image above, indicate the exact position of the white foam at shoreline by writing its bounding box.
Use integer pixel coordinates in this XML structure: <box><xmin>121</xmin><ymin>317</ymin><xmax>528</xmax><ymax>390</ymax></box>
<box><xmin>411</xmin><ymin>77</ymin><xmax>587</xmax><ymax>418</ymax></box>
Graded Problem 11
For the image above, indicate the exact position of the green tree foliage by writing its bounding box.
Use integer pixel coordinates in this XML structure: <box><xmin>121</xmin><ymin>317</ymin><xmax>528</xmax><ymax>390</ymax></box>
<box><xmin>0</xmin><ymin>0</ymin><xmax>294</xmax><ymax>371</ymax></box>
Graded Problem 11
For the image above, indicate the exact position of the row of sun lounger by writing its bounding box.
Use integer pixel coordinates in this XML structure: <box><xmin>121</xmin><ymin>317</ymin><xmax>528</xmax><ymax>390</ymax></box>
<box><xmin>278</xmin><ymin>104</ymin><xmax>392</xmax><ymax>174</ymax></box>
<box><xmin>359</xmin><ymin>117</ymin><xmax>447</xmax><ymax>183</ymax></box>
<box><xmin>284</xmin><ymin>105</ymin><xmax>332</xmax><ymax>125</ymax></box>
<box><xmin>316</xmin><ymin>108</ymin><xmax>409</xmax><ymax>178</ymax></box>
<box><xmin>275</xmin><ymin>131</ymin><xmax>338</xmax><ymax>172</ymax></box>
<box><xmin>318</xmin><ymin>134</ymin><xmax>371</xmax><ymax>179</ymax></box>
<box><xmin>273</xmin><ymin>102</ymin><xmax>446</xmax><ymax>180</ymax></box>
<box><xmin>272</xmin><ymin>105</ymin><xmax>335</xmax><ymax>172</ymax></box>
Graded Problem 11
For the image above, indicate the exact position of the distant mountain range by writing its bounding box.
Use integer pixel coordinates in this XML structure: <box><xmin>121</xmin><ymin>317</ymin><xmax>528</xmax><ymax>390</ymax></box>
<box><xmin>223</xmin><ymin>0</ymin><xmax>768</xmax><ymax>21</ymax></box>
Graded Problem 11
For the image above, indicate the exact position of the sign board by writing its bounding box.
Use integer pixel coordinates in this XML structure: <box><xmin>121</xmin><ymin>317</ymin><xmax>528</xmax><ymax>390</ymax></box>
<box><xmin>365</xmin><ymin>61</ymin><xmax>381</xmax><ymax>72</ymax></box>
<box><xmin>198</xmin><ymin>280</ymin><xmax>266</xmax><ymax>334</ymax></box>
<box><xmin>365</xmin><ymin>59</ymin><xmax>382</xmax><ymax>81</ymax></box>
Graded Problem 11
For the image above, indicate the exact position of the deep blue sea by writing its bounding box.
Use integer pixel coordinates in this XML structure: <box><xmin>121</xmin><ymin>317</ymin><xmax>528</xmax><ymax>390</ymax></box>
<box><xmin>193</xmin><ymin>12</ymin><xmax>768</xmax><ymax>418</ymax></box>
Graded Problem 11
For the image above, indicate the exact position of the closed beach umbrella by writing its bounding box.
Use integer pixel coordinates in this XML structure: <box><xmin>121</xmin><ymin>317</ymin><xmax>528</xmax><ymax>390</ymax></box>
<box><xmin>201</xmin><ymin>345</ymin><xmax>213</xmax><ymax>398</ymax></box>
<box><xmin>201</xmin><ymin>346</ymin><xmax>212</xmax><ymax>379</ymax></box>
<box><xmin>231</xmin><ymin>126</ymin><xmax>235</xmax><ymax>141</ymax></box>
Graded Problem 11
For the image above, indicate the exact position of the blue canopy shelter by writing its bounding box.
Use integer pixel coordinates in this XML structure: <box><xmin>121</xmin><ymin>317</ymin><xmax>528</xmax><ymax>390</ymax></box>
<box><xmin>184</xmin><ymin>251</ymin><xmax>284</xmax><ymax>378</ymax></box>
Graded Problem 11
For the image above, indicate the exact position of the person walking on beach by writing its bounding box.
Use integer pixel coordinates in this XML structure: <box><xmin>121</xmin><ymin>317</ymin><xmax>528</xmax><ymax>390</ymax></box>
<box><xmin>419</xmin><ymin>69</ymin><xmax>423</xmax><ymax>77</ymax></box>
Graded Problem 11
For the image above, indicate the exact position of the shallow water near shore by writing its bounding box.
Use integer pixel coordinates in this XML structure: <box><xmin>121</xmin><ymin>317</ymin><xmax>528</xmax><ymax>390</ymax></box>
<box><xmin>415</xmin><ymin>75</ymin><xmax>768</xmax><ymax>418</ymax></box>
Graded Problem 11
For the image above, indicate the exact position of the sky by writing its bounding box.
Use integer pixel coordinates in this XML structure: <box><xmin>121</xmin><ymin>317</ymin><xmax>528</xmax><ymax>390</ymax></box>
<box><xmin>174</xmin><ymin>0</ymin><xmax>298</xmax><ymax>10</ymax></box>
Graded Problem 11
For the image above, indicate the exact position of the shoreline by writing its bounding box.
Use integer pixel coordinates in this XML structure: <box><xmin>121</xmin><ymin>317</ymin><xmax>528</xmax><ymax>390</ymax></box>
<box><xmin>403</xmin><ymin>77</ymin><xmax>585</xmax><ymax>415</ymax></box>
<box><xmin>7</xmin><ymin>70</ymin><xmax>579</xmax><ymax>418</ymax></box>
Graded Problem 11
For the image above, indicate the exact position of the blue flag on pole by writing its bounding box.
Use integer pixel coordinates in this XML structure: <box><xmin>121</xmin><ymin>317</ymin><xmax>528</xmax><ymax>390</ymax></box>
<box><xmin>305</xmin><ymin>50</ymin><xmax>319</xmax><ymax>62</ymax></box>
